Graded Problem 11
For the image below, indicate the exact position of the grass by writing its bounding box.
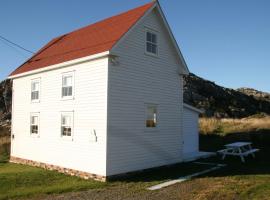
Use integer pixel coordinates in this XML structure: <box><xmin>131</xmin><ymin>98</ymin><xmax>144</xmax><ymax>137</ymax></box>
<box><xmin>0</xmin><ymin>162</ymin><xmax>106</xmax><ymax>200</ymax></box>
<box><xmin>199</xmin><ymin>114</ymin><xmax>270</xmax><ymax>135</ymax></box>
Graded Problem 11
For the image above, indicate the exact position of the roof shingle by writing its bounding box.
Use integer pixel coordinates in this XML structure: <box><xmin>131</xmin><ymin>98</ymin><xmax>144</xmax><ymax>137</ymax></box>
<box><xmin>10</xmin><ymin>2</ymin><xmax>154</xmax><ymax>76</ymax></box>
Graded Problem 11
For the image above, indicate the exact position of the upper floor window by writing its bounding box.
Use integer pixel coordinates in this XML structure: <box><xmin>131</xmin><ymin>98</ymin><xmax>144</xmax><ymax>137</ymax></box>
<box><xmin>31</xmin><ymin>79</ymin><xmax>40</xmax><ymax>102</ymax></box>
<box><xmin>61</xmin><ymin>112</ymin><xmax>73</xmax><ymax>138</ymax></box>
<box><xmin>146</xmin><ymin>104</ymin><xmax>158</xmax><ymax>128</ymax></box>
<box><xmin>30</xmin><ymin>113</ymin><xmax>39</xmax><ymax>135</ymax></box>
<box><xmin>62</xmin><ymin>72</ymin><xmax>74</xmax><ymax>99</ymax></box>
<box><xmin>146</xmin><ymin>30</ymin><xmax>158</xmax><ymax>55</ymax></box>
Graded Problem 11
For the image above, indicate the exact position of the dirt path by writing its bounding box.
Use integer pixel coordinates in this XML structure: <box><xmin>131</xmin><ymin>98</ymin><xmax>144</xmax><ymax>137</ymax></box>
<box><xmin>35</xmin><ymin>177</ymin><xmax>238</xmax><ymax>200</ymax></box>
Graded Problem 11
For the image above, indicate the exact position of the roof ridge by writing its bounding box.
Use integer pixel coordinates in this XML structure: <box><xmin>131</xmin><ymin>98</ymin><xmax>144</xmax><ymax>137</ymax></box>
<box><xmin>61</xmin><ymin>2</ymin><xmax>155</xmax><ymax>38</ymax></box>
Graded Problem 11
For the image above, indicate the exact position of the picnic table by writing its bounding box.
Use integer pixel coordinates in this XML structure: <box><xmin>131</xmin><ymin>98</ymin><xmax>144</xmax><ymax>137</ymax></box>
<box><xmin>218</xmin><ymin>142</ymin><xmax>259</xmax><ymax>163</ymax></box>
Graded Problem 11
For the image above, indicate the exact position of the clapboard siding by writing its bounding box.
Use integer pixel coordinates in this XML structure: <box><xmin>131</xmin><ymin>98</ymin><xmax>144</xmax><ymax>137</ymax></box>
<box><xmin>11</xmin><ymin>58</ymin><xmax>109</xmax><ymax>176</ymax></box>
<box><xmin>183</xmin><ymin>107</ymin><xmax>199</xmax><ymax>155</ymax></box>
<box><xmin>107</xmin><ymin>9</ymin><xmax>184</xmax><ymax>175</ymax></box>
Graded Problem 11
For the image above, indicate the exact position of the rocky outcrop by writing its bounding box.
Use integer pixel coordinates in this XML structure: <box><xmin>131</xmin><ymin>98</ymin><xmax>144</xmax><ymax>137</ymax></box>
<box><xmin>184</xmin><ymin>73</ymin><xmax>270</xmax><ymax>118</ymax></box>
<box><xmin>0</xmin><ymin>79</ymin><xmax>12</xmax><ymax>127</ymax></box>
<box><xmin>237</xmin><ymin>87</ymin><xmax>270</xmax><ymax>102</ymax></box>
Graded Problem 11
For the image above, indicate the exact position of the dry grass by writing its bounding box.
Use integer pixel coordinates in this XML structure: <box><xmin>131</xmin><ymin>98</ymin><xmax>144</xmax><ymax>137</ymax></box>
<box><xmin>199</xmin><ymin>115</ymin><xmax>270</xmax><ymax>135</ymax></box>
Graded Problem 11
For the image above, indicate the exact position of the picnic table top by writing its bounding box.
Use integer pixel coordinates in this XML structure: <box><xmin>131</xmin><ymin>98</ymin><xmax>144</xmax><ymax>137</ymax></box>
<box><xmin>225</xmin><ymin>142</ymin><xmax>252</xmax><ymax>148</ymax></box>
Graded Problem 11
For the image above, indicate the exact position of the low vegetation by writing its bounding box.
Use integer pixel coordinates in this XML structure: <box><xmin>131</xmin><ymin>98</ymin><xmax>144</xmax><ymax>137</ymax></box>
<box><xmin>0</xmin><ymin>162</ymin><xmax>106</xmax><ymax>200</ymax></box>
<box><xmin>199</xmin><ymin>114</ymin><xmax>270</xmax><ymax>135</ymax></box>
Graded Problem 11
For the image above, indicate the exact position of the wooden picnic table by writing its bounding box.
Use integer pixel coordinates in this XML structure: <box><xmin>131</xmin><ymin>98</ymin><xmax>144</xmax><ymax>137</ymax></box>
<box><xmin>218</xmin><ymin>142</ymin><xmax>259</xmax><ymax>163</ymax></box>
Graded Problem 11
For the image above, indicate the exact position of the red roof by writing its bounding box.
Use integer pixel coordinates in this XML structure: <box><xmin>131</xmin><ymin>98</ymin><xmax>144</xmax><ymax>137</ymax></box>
<box><xmin>10</xmin><ymin>2</ymin><xmax>155</xmax><ymax>76</ymax></box>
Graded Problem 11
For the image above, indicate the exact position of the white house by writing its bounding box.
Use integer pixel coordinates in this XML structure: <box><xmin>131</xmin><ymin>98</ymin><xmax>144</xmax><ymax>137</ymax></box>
<box><xmin>8</xmin><ymin>1</ymin><xmax>202</xmax><ymax>181</ymax></box>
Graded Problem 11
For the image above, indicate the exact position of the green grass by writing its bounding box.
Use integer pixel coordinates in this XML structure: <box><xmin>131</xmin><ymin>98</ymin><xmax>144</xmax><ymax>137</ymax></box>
<box><xmin>0</xmin><ymin>162</ymin><xmax>106</xmax><ymax>200</ymax></box>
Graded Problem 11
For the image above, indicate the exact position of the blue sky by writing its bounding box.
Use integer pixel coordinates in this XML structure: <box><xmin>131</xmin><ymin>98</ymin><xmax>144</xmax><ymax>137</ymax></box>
<box><xmin>0</xmin><ymin>0</ymin><xmax>269</xmax><ymax>92</ymax></box>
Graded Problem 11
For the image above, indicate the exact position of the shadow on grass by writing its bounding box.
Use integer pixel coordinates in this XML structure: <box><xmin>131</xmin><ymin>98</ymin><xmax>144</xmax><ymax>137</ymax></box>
<box><xmin>112</xmin><ymin>130</ymin><xmax>270</xmax><ymax>183</ymax></box>
<box><xmin>198</xmin><ymin>130</ymin><xmax>270</xmax><ymax>178</ymax></box>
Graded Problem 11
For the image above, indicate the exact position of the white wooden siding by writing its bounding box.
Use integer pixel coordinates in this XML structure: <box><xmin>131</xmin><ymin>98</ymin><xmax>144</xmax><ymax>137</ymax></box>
<box><xmin>107</xmin><ymin>8</ymin><xmax>184</xmax><ymax>176</ymax></box>
<box><xmin>11</xmin><ymin>57</ymin><xmax>109</xmax><ymax>176</ymax></box>
<box><xmin>183</xmin><ymin>107</ymin><xmax>199</xmax><ymax>155</ymax></box>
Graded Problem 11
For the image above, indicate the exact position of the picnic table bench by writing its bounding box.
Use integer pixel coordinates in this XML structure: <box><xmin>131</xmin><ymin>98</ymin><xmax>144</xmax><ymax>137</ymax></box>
<box><xmin>217</xmin><ymin>142</ymin><xmax>259</xmax><ymax>163</ymax></box>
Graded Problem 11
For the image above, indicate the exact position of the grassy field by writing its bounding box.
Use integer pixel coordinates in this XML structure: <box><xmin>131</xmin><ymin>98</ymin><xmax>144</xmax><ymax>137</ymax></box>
<box><xmin>199</xmin><ymin>114</ymin><xmax>270</xmax><ymax>135</ymax></box>
<box><xmin>0</xmin><ymin>115</ymin><xmax>270</xmax><ymax>200</ymax></box>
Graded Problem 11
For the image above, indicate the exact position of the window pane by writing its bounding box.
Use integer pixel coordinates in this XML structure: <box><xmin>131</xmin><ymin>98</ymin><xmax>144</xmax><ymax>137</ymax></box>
<box><xmin>31</xmin><ymin>91</ymin><xmax>39</xmax><ymax>100</ymax></box>
<box><xmin>147</xmin><ymin>32</ymin><xmax>152</xmax><ymax>42</ymax></box>
<box><xmin>32</xmin><ymin>82</ymin><xmax>39</xmax><ymax>91</ymax></box>
<box><xmin>31</xmin><ymin>125</ymin><xmax>38</xmax><ymax>134</ymax></box>
<box><xmin>63</xmin><ymin>76</ymin><xmax>72</xmax><ymax>86</ymax></box>
<box><xmin>152</xmin><ymin>34</ymin><xmax>157</xmax><ymax>43</ymax></box>
<box><xmin>152</xmin><ymin>44</ymin><xmax>157</xmax><ymax>54</ymax></box>
<box><xmin>146</xmin><ymin>105</ymin><xmax>157</xmax><ymax>128</ymax></box>
<box><xmin>31</xmin><ymin>116</ymin><xmax>38</xmax><ymax>125</ymax></box>
<box><xmin>146</xmin><ymin>42</ymin><xmax>152</xmax><ymax>53</ymax></box>
<box><xmin>62</xmin><ymin>115</ymin><xmax>71</xmax><ymax>126</ymax></box>
<box><xmin>62</xmin><ymin>86</ymin><xmax>72</xmax><ymax>97</ymax></box>
<box><xmin>62</xmin><ymin>127</ymin><xmax>71</xmax><ymax>136</ymax></box>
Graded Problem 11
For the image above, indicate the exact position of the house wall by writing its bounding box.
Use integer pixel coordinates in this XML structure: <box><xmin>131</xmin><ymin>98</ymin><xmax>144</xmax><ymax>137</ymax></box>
<box><xmin>183</xmin><ymin>107</ymin><xmax>199</xmax><ymax>156</ymax></box>
<box><xmin>107</xmin><ymin>8</ymin><xmax>184</xmax><ymax>176</ymax></box>
<box><xmin>11</xmin><ymin>57</ymin><xmax>109</xmax><ymax>176</ymax></box>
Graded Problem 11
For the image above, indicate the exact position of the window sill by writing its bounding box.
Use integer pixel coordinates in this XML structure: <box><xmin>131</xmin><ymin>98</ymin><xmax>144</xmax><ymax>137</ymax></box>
<box><xmin>61</xmin><ymin>96</ymin><xmax>75</xmax><ymax>101</ymax></box>
<box><xmin>31</xmin><ymin>100</ymin><xmax>40</xmax><ymax>103</ymax></box>
<box><xmin>60</xmin><ymin>136</ymin><xmax>73</xmax><ymax>141</ymax></box>
<box><xmin>30</xmin><ymin>134</ymin><xmax>40</xmax><ymax>138</ymax></box>
<box><xmin>144</xmin><ymin>128</ymin><xmax>159</xmax><ymax>132</ymax></box>
<box><xmin>145</xmin><ymin>51</ymin><xmax>159</xmax><ymax>58</ymax></box>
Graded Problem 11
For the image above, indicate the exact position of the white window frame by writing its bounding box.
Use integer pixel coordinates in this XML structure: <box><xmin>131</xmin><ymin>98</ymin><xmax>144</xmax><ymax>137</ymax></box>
<box><xmin>61</xmin><ymin>71</ymin><xmax>75</xmax><ymax>100</ymax></box>
<box><xmin>31</xmin><ymin>78</ymin><xmax>41</xmax><ymax>103</ymax></box>
<box><xmin>30</xmin><ymin>112</ymin><xmax>40</xmax><ymax>137</ymax></box>
<box><xmin>145</xmin><ymin>103</ymin><xmax>158</xmax><ymax>129</ymax></box>
<box><xmin>145</xmin><ymin>28</ymin><xmax>159</xmax><ymax>57</ymax></box>
<box><xmin>60</xmin><ymin>111</ymin><xmax>74</xmax><ymax>140</ymax></box>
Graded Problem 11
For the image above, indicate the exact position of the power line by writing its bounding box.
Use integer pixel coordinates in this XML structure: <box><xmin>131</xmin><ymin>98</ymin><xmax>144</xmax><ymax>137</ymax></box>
<box><xmin>0</xmin><ymin>35</ymin><xmax>34</xmax><ymax>54</ymax></box>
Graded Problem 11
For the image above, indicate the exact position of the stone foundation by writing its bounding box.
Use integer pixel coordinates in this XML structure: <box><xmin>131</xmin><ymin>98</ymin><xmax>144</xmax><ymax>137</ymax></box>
<box><xmin>9</xmin><ymin>156</ymin><xmax>106</xmax><ymax>182</ymax></box>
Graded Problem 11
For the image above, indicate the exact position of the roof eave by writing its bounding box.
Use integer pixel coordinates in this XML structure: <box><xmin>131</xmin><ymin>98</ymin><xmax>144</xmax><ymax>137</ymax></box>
<box><xmin>8</xmin><ymin>51</ymin><xmax>110</xmax><ymax>79</ymax></box>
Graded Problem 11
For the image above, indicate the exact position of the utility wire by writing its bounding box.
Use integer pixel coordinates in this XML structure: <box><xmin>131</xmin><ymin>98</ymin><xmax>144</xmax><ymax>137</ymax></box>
<box><xmin>0</xmin><ymin>35</ymin><xmax>34</xmax><ymax>54</ymax></box>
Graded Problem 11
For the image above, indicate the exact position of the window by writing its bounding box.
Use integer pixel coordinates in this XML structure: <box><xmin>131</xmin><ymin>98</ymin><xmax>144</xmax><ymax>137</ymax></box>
<box><xmin>30</xmin><ymin>113</ymin><xmax>39</xmax><ymax>135</ymax></box>
<box><xmin>62</xmin><ymin>72</ymin><xmax>74</xmax><ymax>99</ymax></box>
<box><xmin>146</xmin><ymin>31</ymin><xmax>158</xmax><ymax>55</ymax></box>
<box><xmin>31</xmin><ymin>79</ymin><xmax>40</xmax><ymax>102</ymax></box>
<box><xmin>61</xmin><ymin>112</ymin><xmax>73</xmax><ymax>137</ymax></box>
<box><xmin>146</xmin><ymin>104</ymin><xmax>158</xmax><ymax>128</ymax></box>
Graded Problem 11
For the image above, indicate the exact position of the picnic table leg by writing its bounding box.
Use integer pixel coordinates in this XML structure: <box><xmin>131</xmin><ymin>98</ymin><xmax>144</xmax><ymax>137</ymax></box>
<box><xmin>239</xmin><ymin>148</ymin><xmax>245</xmax><ymax>163</ymax></box>
<box><xmin>222</xmin><ymin>153</ymin><xmax>226</xmax><ymax>160</ymax></box>
<box><xmin>248</xmin><ymin>144</ymin><xmax>256</xmax><ymax>158</ymax></box>
<box><xmin>240</xmin><ymin>155</ymin><xmax>245</xmax><ymax>163</ymax></box>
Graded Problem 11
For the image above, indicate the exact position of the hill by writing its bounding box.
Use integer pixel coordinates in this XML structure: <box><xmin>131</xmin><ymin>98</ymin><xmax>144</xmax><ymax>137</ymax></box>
<box><xmin>183</xmin><ymin>73</ymin><xmax>270</xmax><ymax>118</ymax></box>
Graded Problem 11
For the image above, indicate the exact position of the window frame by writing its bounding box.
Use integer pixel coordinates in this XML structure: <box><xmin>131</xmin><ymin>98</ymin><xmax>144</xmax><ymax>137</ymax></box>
<box><xmin>30</xmin><ymin>112</ymin><xmax>40</xmax><ymax>137</ymax></box>
<box><xmin>145</xmin><ymin>103</ymin><xmax>158</xmax><ymax>130</ymax></box>
<box><xmin>61</xmin><ymin>71</ymin><xmax>75</xmax><ymax>100</ymax></box>
<box><xmin>145</xmin><ymin>28</ymin><xmax>159</xmax><ymax>57</ymax></box>
<box><xmin>31</xmin><ymin>78</ymin><xmax>41</xmax><ymax>103</ymax></box>
<box><xmin>60</xmin><ymin>111</ymin><xmax>74</xmax><ymax>140</ymax></box>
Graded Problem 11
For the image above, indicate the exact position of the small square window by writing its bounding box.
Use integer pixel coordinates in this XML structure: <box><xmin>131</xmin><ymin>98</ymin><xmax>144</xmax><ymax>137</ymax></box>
<box><xmin>62</xmin><ymin>72</ymin><xmax>74</xmax><ymax>99</ymax></box>
<box><xmin>61</xmin><ymin>112</ymin><xmax>73</xmax><ymax>137</ymax></box>
<box><xmin>146</xmin><ymin>104</ymin><xmax>158</xmax><ymax>128</ymax></box>
<box><xmin>31</xmin><ymin>79</ymin><xmax>40</xmax><ymax>102</ymax></box>
<box><xmin>30</xmin><ymin>113</ymin><xmax>39</xmax><ymax>135</ymax></box>
<box><xmin>146</xmin><ymin>31</ymin><xmax>158</xmax><ymax>55</ymax></box>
